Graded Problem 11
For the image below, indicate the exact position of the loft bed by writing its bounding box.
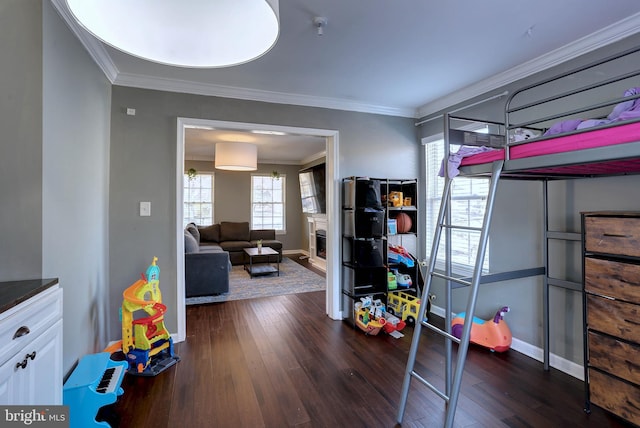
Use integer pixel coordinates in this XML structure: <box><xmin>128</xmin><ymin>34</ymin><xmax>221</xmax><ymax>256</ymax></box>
<box><xmin>398</xmin><ymin>45</ymin><xmax>640</xmax><ymax>428</ymax></box>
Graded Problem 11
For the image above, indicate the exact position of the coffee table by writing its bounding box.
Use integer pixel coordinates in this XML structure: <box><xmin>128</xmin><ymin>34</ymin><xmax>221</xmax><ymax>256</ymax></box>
<box><xmin>243</xmin><ymin>247</ymin><xmax>280</xmax><ymax>278</ymax></box>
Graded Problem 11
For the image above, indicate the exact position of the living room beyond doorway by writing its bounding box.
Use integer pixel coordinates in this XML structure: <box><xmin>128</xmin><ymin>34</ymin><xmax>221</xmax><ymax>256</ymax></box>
<box><xmin>184</xmin><ymin>253</ymin><xmax>327</xmax><ymax>305</ymax></box>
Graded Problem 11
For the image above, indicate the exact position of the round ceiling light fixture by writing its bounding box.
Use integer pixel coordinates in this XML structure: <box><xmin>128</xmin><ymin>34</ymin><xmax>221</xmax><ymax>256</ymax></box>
<box><xmin>65</xmin><ymin>0</ymin><xmax>280</xmax><ymax>68</ymax></box>
<box><xmin>215</xmin><ymin>142</ymin><xmax>258</xmax><ymax>171</ymax></box>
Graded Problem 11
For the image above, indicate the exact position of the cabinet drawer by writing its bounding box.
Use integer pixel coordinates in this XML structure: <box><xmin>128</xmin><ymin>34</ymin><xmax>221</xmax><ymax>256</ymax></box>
<box><xmin>588</xmin><ymin>331</ymin><xmax>640</xmax><ymax>385</ymax></box>
<box><xmin>0</xmin><ymin>286</ymin><xmax>62</xmax><ymax>366</ymax></box>
<box><xmin>589</xmin><ymin>369</ymin><xmax>640</xmax><ymax>426</ymax></box>
<box><xmin>584</xmin><ymin>215</ymin><xmax>640</xmax><ymax>257</ymax></box>
<box><xmin>585</xmin><ymin>257</ymin><xmax>640</xmax><ymax>303</ymax></box>
<box><xmin>586</xmin><ymin>294</ymin><xmax>640</xmax><ymax>341</ymax></box>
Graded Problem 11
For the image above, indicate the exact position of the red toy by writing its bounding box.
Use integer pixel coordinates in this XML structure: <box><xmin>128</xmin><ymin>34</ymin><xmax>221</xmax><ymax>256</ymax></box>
<box><xmin>451</xmin><ymin>306</ymin><xmax>512</xmax><ymax>352</ymax></box>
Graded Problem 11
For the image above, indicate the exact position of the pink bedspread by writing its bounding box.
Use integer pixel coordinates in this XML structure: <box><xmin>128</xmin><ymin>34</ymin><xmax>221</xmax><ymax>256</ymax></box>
<box><xmin>460</xmin><ymin>121</ymin><xmax>640</xmax><ymax>169</ymax></box>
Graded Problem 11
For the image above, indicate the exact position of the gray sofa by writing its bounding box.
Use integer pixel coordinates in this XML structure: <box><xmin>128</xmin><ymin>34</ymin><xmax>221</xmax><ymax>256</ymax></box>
<box><xmin>183</xmin><ymin>221</ymin><xmax>283</xmax><ymax>298</ymax></box>
<box><xmin>184</xmin><ymin>224</ymin><xmax>230</xmax><ymax>297</ymax></box>
<box><xmin>197</xmin><ymin>221</ymin><xmax>283</xmax><ymax>265</ymax></box>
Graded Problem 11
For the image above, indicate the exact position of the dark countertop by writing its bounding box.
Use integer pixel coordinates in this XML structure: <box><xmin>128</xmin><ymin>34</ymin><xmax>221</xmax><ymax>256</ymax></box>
<box><xmin>0</xmin><ymin>278</ymin><xmax>59</xmax><ymax>314</ymax></box>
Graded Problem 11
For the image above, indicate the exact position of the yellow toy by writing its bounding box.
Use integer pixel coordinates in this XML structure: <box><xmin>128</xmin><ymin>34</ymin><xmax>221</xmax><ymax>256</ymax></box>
<box><xmin>386</xmin><ymin>290</ymin><xmax>421</xmax><ymax>325</ymax></box>
<box><xmin>388</xmin><ymin>191</ymin><xmax>404</xmax><ymax>207</ymax></box>
<box><xmin>120</xmin><ymin>257</ymin><xmax>180</xmax><ymax>376</ymax></box>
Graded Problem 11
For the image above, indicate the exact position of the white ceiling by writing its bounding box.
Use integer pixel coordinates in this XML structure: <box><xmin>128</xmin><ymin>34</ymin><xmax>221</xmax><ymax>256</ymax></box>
<box><xmin>52</xmin><ymin>0</ymin><xmax>640</xmax><ymax>163</ymax></box>
<box><xmin>184</xmin><ymin>127</ymin><xmax>326</xmax><ymax>164</ymax></box>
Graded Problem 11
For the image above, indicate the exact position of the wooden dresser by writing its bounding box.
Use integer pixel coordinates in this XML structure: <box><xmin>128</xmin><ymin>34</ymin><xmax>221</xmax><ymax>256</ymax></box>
<box><xmin>582</xmin><ymin>212</ymin><xmax>640</xmax><ymax>426</ymax></box>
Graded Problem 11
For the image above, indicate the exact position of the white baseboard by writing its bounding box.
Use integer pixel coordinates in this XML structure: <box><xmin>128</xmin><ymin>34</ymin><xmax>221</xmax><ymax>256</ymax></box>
<box><xmin>283</xmin><ymin>249</ymin><xmax>308</xmax><ymax>256</ymax></box>
<box><xmin>429</xmin><ymin>304</ymin><xmax>584</xmax><ymax>381</ymax></box>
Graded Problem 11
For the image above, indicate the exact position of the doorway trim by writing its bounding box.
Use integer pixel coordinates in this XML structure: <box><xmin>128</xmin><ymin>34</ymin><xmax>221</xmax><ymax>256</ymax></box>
<box><xmin>175</xmin><ymin>117</ymin><xmax>341</xmax><ymax>342</ymax></box>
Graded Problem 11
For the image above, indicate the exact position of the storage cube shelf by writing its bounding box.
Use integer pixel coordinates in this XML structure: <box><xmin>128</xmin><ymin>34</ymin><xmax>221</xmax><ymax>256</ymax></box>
<box><xmin>341</xmin><ymin>176</ymin><xmax>419</xmax><ymax>326</ymax></box>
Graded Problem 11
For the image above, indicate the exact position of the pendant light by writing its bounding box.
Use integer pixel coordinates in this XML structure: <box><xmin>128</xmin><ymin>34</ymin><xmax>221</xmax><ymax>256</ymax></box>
<box><xmin>65</xmin><ymin>0</ymin><xmax>280</xmax><ymax>68</ymax></box>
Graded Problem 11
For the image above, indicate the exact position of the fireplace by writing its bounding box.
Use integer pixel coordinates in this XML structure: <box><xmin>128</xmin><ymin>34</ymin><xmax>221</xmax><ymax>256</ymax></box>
<box><xmin>308</xmin><ymin>215</ymin><xmax>327</xmax><ymax>272</ymax></box>
<box><xmin>316</xmin><ymin>229</ymin><xmax>327</xmax><ymax>260</ymax></box>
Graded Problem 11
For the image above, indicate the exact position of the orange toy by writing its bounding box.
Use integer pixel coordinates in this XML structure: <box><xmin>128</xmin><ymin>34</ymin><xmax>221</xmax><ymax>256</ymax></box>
<box><xmin>451</xmin><ymin>306</ymin><xmax>512</xmax><ymax>352</ymax></box>
<box><xmin>395</xmin><ymin>212</ymin><xmax>412</xmax><ymax>233</ymax></box>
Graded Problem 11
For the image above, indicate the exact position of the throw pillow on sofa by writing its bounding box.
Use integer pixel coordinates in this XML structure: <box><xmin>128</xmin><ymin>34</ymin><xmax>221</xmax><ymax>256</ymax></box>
<box><xmin>184</xmin><ymin>231</ymin><xmax>199</xmax><ymax>254</ymax></box>
<box><xmin>220</xmin><ymin>221</ymin><xmax>250</xmax><ymax>241</ymax></box>
<box><xmin>198</xmin><ymin>224</ymin><xmax>220</xmax><ymax>242</ymax></box>
<box><xmin>185</xmin><ymin>223</ymin><xmax>200</xmax><ymax>242</ymax></box>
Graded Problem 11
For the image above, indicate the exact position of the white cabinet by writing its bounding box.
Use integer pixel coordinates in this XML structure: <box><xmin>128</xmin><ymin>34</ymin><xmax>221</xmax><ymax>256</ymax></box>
<box><xmin>0</xmin><ymin>283</ymin><xmax>63</xmax><ymax>405</ymax></box>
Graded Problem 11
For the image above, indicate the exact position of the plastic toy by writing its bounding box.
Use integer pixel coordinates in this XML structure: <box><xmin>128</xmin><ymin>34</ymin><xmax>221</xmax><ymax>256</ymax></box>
<box><xmin>388</xmin><ymin>245</ymin><xmax>414</xmax><ymax>268</ymax></box>
<box><xmin>388</xmin><ymin>191</ymin><xmax>403</xmax><ymax>207</ymax></box>
<box><xmin>382</xmin><ymin>311</ymin><xmax>406</xmax><ymax>334</ymax></box>
<box><xmin>386</xmin><ymin>290</ymin><xmax>421</xmax><ymax>325</ymax></box>
<box><xmin>451</xmin><ymin>306</ymin><xmax>512</xmax><ymax>352</ymax></box>
<box><xmin>388</xmin><ymin>271</ymin><xmax>397</xmax><ymax>290</ymax></box>
<box><xmin>396</xmin><ymin>272</ymin><xmax>412</xmax><ymax>288</ymax></box>
<box><xmin>389</xmin><ymin>268</ymin><xmax>412</xmax><ymax>288</ymax></box>
<box><xmin>354</xmin><ymin>296</ymin><xmax>386</xmax><ymax>335</ymax></box>
<box><xmin>120</xmin><ymin>257</ymin><xmax>180</xmax><ymax>375</ymax></box>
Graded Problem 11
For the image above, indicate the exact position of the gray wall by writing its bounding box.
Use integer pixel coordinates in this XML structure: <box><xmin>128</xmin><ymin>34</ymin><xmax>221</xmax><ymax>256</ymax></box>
<box><xmin>42</xmin><ymin>1</ymin><xmax>112</xmax><ymax>372</ymax></box>
<box><xmin>0</xmin><ymin>1</ymin><xmax>112</xmax><ymax>375</ymax></box>
<box><xmin>109</xmin><ymin>86</ymin><xmax>418</xmax><ymax>338</ymax></box>
<box><xmin>418</xmin><ymin>32</ymin><xmax>640</xmax><ymax>368</ymax></box>
<box><xmin>0</xmin><ymin>0</ymin><xmax>43</xmax><ymax>280</ymax></box>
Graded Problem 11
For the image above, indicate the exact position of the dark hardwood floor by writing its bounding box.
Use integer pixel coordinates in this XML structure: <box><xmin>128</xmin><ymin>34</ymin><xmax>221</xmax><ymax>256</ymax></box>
<box><xmin>111</xmin><ymin>260</ymin><xmax>632</xmax><ymax>428</ymax></box>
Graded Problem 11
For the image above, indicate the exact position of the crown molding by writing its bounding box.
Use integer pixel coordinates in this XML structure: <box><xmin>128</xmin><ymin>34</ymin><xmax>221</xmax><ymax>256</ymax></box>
<box><xmin>50</xmin><ymin>0</ymin><xmax>120</xmax><ymax>82</ymax></box>
<box><xmin>51</xmin><ymin>0</ymin><xmax>408</xmax><ymax>117</ymax></box>
<box><xmin>113</xmin><ymin>72</ymin><xmax>416</xmax><ymax>118</ymax></box>
<box><xmin>50</xmin><ymin>0</ymin><xmax>640</xmax><ymax>120</ymax></box>
<box><xmin>300</xmin><ymin>150</ymin><xmax>327</xmax><ymax>166</ymax></box>
<box><xmin>417</xmin><ymin>12</ymin><xmax>640</xmax><ymax>119</ymax></box>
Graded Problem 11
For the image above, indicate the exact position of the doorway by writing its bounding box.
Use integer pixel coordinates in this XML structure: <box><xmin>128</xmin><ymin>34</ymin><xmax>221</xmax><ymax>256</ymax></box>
<box><xmin>174</xmin><ymin>118</ymin><xmax>341</xmax><ymax>342</ymax></box>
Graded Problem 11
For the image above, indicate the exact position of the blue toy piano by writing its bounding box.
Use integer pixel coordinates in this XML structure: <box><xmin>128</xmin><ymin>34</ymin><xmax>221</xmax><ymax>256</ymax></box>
<box><xmin>63</xmin><ymin>352</ymin><xmax>127</xmax><ymax>428</ymax></box>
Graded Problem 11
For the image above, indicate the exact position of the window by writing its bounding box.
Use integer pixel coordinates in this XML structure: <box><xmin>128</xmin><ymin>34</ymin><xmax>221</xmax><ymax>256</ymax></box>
<box><xmin>183</xmin><ymin>173</ymin><xmax>214</xmax><ymax>226</ymax></box>
<box><xmin>424</xmin><ymin>135</ymin><xmax>489</xmax><ymax>275</ymax></box>
<box><xmin>251</xmin><ymin>174</ymin><xmax>285</xmax><ymax>232</ymax></box>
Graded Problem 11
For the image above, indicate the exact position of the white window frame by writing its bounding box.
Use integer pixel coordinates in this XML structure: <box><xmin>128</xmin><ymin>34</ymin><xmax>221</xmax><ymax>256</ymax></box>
<box><xmin>183</xmin><ymin>172</ymin><xmax>214</xmax><ymax>226</ymax></box>
<box><xmin>423</xmin><ymin>130</ymin><xmax>490</xmax><ymax>276</ymax></box>
<box><xmin>251</xmin><ymin>174</ymin><xmax>286</xmax><ymax>233</ymax></box>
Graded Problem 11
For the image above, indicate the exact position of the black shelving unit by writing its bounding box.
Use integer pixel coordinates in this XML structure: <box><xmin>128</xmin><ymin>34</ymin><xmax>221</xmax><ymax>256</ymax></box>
<box><xmin>341</xmin><ymin>177</ymin><xmax>387</xmax><ymax>324</ymax></box>
<box><xmin>383</xmin><ymin>179</ymin><xmax>419</xmax><ymax>295</ymax></box>
<box><xmin>341</xmin><ymin>177</ymin><xmax>419</xmax><ymax>324</ymax></box>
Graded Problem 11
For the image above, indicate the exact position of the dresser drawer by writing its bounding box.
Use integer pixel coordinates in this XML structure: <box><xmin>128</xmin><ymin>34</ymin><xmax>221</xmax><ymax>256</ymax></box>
<box><xmin>586</xmin><ymin>294</ymin><xmax>640</xmax><ymax>341</ymax></box>
<box><xmin>588</xmin><ymin>331</ymin><xmax>640</xmax><ymax>385</ymax></box>
<box><xmin>584</xmin><ymin>215</ymin><xmax>640</xmax><ymax>257</ymax></box>
<box><xmin>589</xmin><ymin>369</ymin><xmax>640</xmax><ymax>426</ymax></box>
<box><xmin>585</xmin><ymin>257</ymin><xmax>640</xmax><ymax>303</ymax></box>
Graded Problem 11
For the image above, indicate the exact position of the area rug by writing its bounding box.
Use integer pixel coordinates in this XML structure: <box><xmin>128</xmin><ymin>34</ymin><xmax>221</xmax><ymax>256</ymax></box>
<box><xmin>185</xmin><ymin>257</ymin><xmax>325</xmax><ymax>305</ymax></box>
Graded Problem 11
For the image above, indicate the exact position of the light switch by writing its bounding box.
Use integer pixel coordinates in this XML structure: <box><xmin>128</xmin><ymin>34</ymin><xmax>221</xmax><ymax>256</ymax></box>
<box><xmin>140</xmin><ymin>201</ymin><xmax>151</xmax><ymax>216</ymax></box>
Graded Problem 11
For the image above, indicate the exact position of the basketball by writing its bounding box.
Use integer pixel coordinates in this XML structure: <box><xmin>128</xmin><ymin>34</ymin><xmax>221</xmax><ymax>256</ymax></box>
<box><xmin>395</xmin><ymin>213</ymin><xmax>412</xmax><ymax>233</ymax></box>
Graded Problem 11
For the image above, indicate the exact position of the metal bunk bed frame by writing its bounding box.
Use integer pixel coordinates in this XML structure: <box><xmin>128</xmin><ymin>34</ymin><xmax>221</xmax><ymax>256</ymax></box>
<box><xmin>397</xmin><ymin>45</ymin><xmax>640</xmax><ymax>428</ymax></box>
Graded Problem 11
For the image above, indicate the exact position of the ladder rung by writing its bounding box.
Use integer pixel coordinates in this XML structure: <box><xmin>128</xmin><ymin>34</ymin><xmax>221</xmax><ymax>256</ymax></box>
<box><xmin>422</xmin><ymin>320</ymin><xmax>461</xmax><ymax>344</ymax></box>
<box><xmin>410</xmin><ymin>370</ymin><xmax>450</xmax><ymax>402</ymax></box>
<box><xmin>438</xmin><ymin>224</ymin><xmax>483</xmax><ymax>232</ymax></box>
<box><xmin>430</xmin><ymin>271</ymin><xmax>471</xmax><ymax>287</ymax></box>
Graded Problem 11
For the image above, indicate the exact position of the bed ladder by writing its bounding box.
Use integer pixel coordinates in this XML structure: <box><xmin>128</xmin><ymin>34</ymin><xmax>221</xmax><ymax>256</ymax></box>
<box><xmin>397</xmin><ymin>160</ymin><xmax>504</xmax><ymax>428</ymax></box>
